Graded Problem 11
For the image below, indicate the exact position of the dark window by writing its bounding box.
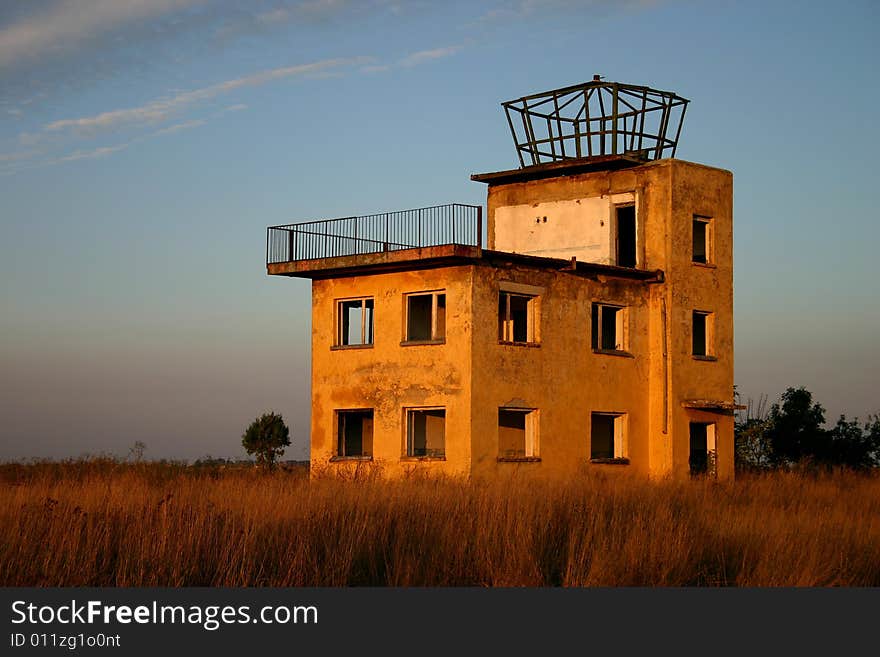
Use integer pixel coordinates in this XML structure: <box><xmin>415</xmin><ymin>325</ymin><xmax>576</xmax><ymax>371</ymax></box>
<box><xmin>337</xmin><ymin>410</ymin><xmax>374</xmax><ymax>457</ymax></box>
<box><xmin>616</xmin><ymin>205</ymin><xmax>636</xmax><ymax>268</ymax></box>
<box><xmin>692</xmin><ymin>218</ymin><xmax>708</xmax><ymax>263</ymax></box>
<box><xmin>591</xmin><ymin>414</ymin><xmax>614</xmax><ymax>459</ymax></box>
<box><xmin>499</xmin><ymin>292</ymin><xmax>536</xmax><ymax>343</ymax></box>
<box><xmin>406</xmin><ymin>292</ymin><xmax>445</xmax><ymax>342</ymax></box>
<box><xmin>591</xmin><ymin>303</ymin><xmax>625</xmax><ymax>351</ymax></box>
<box><xmin>689</xmin><ymin>422</ymin><xmax>716</xmax><ymax>477</ymax></box>
<box><xmin>692</xmin><ymin>311</ymin><xmax>708</xmax><ymax>356</ymax></box>
<box><xmin>407</xmin><ymin>295</ymin><xmax>432</xmax><ymax>341</ymax></box>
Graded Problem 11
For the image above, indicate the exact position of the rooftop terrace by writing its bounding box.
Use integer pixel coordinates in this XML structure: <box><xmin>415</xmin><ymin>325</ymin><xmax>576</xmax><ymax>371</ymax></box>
<box><xmin>266</xmin><ymin>203</ymin><xmax>482</xmax><ymax>267</ymax></box>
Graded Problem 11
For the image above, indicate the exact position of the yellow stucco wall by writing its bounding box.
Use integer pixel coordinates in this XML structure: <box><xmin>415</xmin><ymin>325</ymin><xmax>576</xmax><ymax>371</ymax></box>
<box><xmin>468</xmin><ymin>263</ymin><xmax>653</xmax><ymax>479</ymax></box>
<box><xmin>310</xmin><ymin>266</ymin><xmax>474</xmax><ymax>479</ymax></box>
<box><xmin>307</xmin><ymin>158</ymin><xmax>734</xmax><ymax>481</ymax></box>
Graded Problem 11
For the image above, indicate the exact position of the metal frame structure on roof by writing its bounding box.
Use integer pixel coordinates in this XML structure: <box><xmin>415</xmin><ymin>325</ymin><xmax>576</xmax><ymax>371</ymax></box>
<box><xmin>502</xmin><ymin>76</ymin><xmax>689</xmax><ymax>167</ymax></box>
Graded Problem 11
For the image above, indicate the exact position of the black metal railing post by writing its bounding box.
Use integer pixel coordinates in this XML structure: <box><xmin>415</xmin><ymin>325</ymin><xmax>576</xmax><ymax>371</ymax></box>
<box><xmin>451</xmin><ymin>205</ymin><xmax>456</xmax><ymax>245</ymax></box>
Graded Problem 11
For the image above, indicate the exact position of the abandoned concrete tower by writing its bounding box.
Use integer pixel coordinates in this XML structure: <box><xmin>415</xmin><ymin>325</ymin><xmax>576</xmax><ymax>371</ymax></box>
<box><xmin>266</xmin><ymin>77</ymin><xmax>736</xmax><ymax>480</ymax></box>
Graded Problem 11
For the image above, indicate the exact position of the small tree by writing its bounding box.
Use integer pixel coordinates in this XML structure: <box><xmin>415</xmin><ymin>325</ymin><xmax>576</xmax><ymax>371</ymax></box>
<box><xmin>242</xmin><ymin>412</ymin><xmax>290</xmax><ymax>469</ymax></box>
<box><xmin>765</xmin><ymin>387</ymin><xmax>827</xmax><ymax>466</ymax></box>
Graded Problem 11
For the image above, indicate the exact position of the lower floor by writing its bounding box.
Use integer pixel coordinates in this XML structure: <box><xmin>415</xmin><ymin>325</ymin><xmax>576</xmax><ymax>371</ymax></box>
<box><xmin>313</xmin><ymin>403</ymin><xmax>734</xmax><ymax>480</ymax></box>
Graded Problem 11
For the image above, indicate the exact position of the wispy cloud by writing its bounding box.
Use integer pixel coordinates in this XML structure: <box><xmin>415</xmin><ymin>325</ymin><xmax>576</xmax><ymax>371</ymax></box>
<box><xmin>0</xmin><ymin>0</ymin><xmax>210</xmax><ymax>68</ymax></box>
<box><xmin>43</xmin><ymin>56</ymin><xmax>367</xmax><ymax>135</ymax></box>
<box><xmin>359</xmin><ymin>44</ymin><xmax>464</xmax><ymax>75</ymax></box>
<box><xmin>2</xmin><ymin>32</ymin><xmax>467</xmax><ymax>175</ymax></box>
<box><xmin>49</xmin><ymin>141</ymin><xmax>134</xmax><ymax>164</ymax></box>
<box><xmin>0</xmin><ymin>52</ymin><xmax>371</xmax><ymax>175</ymax></box>
<box><xmin>4</xmin><ymin>109</ymin><xmax>237</xmax><ymax>174</ymax></box>
<box><xmin>152</xmin><ymin>119</ymin><xmax>206</xmax><ymax>137</ymax></box>
<box><xmin>399</xmin><ymin>45</ymin><xmax>462</xmax><ymax>68</ymax></box>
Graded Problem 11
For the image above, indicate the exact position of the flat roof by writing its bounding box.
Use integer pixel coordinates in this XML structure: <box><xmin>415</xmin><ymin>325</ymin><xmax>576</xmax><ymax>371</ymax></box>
<box><xmin>267</xmin><ymin>243</ymin><xmax>663</xmax><ymax>282</ymax></box>
<box><xmin>471</xmin><ymin>154</ymin><xmax>650</xmax><ymax>185</ymax></box>
<box><xmin>471</xmin><ymin>156</ymin><xmax>731</xmax><ymax>186</ymax></box>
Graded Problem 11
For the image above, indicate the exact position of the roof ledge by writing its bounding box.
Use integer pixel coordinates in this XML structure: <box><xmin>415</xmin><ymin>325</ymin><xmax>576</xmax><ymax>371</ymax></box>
<box><xmin>681</xmin><ymin>399</ymin><xmax>746</xmax><ymax>414</ymax></box>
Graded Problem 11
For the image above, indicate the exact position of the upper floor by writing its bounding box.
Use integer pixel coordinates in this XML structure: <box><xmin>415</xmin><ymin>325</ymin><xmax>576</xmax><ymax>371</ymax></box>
<box><xmin>267</xmin><ymin>158</ymin><xmax>731</xmax><ymax>290</ymax></box>
<box><xmin>475</xmin><ymin>157</ymin><xmax>731</xmax><ymax>276</ymax></box>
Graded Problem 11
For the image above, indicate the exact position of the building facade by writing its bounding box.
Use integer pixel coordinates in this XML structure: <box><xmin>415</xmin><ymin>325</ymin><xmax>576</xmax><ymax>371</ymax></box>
<box><xmin>267</xmin><ymin>80</ymin><xmax>737</xmax><ymax>481</ymax></box>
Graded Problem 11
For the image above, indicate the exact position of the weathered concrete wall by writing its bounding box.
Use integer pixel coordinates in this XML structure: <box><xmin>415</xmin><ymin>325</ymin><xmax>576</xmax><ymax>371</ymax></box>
<box><xmin>469</xmin><ymin>263</ymin><xmax>653</xmax><ymax>479</ymax></box>
<box><xmin>310</xmin><ymin>266</ymin><xmax>474</xmax><ymax>478</ymax></box>
<box><xmin>488</xmin><ymin>175</ymin><xmax>645</xmax><ymax>267</ymax></box>
<box><xmin>666</xmin><ymin>160</ymin><xmax>735</xmax><ymax>480</ymax></box>
<box><xmin>493</xmin><ymin>196</ymin><xmax>622</xmax><ymax>264</ymax></box>
<box><xmin>485</xmin><ymin>159</ymin><xmax>735</xmax><ymax>480</ymax></box>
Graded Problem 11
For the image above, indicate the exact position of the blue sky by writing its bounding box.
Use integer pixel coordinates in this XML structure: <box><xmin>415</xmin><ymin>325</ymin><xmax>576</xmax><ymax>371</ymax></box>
<box><xmin>1</xmin><ymin>0</ymin><xmax>878</xmax><ymax>461</ymax></box>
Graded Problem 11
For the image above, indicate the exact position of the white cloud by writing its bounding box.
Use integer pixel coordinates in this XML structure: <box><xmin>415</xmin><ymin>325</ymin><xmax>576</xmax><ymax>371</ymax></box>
<box><xmin>0</xmin><ymin>0</ymin><xmax>209</xmax><ymax>68</ymax></box>
<box><xmin>50</xmin><ymin>141</ymin><xmax>133</xmax><ymax>164</ymax></box>
<box><xmin>43</xmin><ymin>56</ymin><xmax>367</xmax><ymax>134</ymax></box>
<box><xmin>399</xmin><ymin>45</ymin><xmax>461</xmax><ymax>68</ymax></box>
<box><xmin>152</xmin><ymin>119</ymin><xmax>206</xmax><ymax>136</ymax></box>
<box><xmin>0</xmin><ymin>54</ymin><xmax>370</xmax><ymax>175</ymax></box>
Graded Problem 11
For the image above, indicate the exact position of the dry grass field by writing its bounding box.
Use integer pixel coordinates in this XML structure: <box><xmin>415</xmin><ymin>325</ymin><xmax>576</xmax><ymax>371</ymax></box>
<box><xmin>2</xmin><ymin>459</ymin><xmax>879</xmax><ymax>586</ymax></box>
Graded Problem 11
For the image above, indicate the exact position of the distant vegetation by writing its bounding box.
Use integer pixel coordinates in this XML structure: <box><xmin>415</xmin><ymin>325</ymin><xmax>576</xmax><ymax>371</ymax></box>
<box><xmin>2</xmin><ymin>458</ymin><xmax>879</xmax><ymax>586</ymax></box>
<box><xmin>736</xmin><ymin>387</ymin><xmax>880</xmax><ymax>472</ymax></box>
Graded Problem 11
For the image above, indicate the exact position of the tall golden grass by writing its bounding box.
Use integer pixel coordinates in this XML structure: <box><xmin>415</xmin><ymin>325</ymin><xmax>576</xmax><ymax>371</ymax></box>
<box><xmin>1</xmin><ymin>459</ymin><xmax>879</xmax><ymax>586</ymax></box>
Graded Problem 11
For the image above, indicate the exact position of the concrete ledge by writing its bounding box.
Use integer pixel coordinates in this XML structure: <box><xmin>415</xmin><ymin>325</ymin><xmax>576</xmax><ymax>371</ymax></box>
<box><xmin>593</xmin><ymin>349</ymin><xmax>635</xmax><ymax>358</ymax></box>
<box><xmin>268</xmin><ymin>244</ymin><xmax>481</xmax><ymax>279</ymax></box>
<box><xmin>268</xmin><ymin>244</ymin><xmax>664</xmax><ymax>283</ymax></box>
<box><xmin>590</xmin><ymin>457</ymin><xmax>630</xmax><ymax>465</ymax></box>
<box><xmin>330</xmin><ymin>344</ymin><xmax>373</xmax><ymax>351</ymax></box>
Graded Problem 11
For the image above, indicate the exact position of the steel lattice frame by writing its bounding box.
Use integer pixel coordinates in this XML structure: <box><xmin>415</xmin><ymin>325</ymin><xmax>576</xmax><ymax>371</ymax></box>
<box><xmin>502</xmin><ymin>78</ymin><xmax>689</xmax><ymax>167</ymax></box>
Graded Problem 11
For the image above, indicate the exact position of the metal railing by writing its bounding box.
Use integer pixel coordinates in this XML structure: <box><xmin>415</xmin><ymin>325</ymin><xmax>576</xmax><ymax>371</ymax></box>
<box><xmin>267</xmin><ymin>203</ymin><xmax>482</xmax><ymax>265</ymax></box>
